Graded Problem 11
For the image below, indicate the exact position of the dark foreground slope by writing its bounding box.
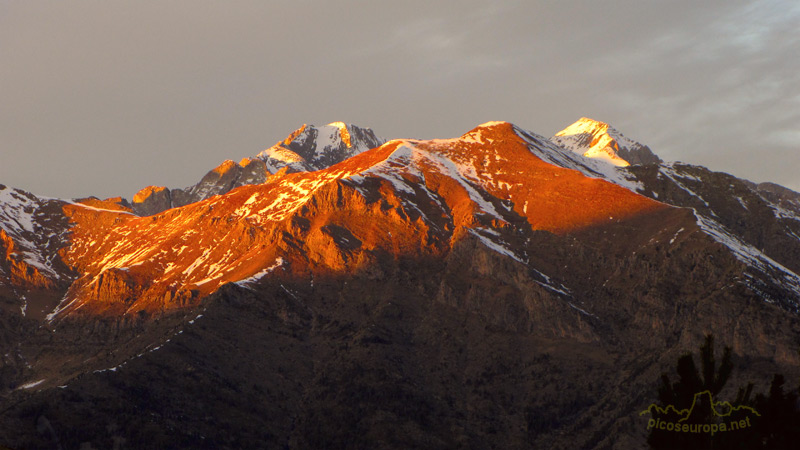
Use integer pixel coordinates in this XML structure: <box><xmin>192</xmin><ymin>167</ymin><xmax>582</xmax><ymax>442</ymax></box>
<box><xmin>2</xmin><ymin>214</ymin><xmax>798</xmax><ymax>449</ymax></box>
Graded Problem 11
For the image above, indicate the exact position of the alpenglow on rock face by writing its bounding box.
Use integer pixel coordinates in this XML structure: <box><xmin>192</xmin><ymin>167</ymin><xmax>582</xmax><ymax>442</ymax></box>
<box><xmin>552</xmin><ymin>117</ymin><xmax>662</xmax><ymax>166</ymax></box>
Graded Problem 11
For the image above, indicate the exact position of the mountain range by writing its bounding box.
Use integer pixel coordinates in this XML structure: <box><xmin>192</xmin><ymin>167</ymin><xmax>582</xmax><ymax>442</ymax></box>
<box><xmin>1</xmin><ymin>117</ymin><xmax>798</xmax><ymax>449</ymax></box>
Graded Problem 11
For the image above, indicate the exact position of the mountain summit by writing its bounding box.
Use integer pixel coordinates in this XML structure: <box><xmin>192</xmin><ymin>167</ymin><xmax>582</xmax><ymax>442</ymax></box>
<box><xmin>256</xmin><ymin>122</ymin><xmax>385</xmax><ymax>173</ymax></box>
<box><xmin>552</xmin><ymin>117</ymin><xmax>662</xmax><ymax>166</ymax></box>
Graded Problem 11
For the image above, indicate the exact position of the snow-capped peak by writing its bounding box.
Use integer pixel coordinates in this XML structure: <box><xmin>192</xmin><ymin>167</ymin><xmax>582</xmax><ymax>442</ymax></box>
<box><xmin>552</xmin><ymin>117</ymin><xmax>661</xmax><ymax>166</ymax></box>
<box><xmin>256</xmin><ymin>123</ymin><xmax>386</xmax><ymax>174</ymax></box>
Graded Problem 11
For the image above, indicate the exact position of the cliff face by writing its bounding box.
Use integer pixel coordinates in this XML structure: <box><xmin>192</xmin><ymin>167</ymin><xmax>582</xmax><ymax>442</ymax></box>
<box><xmin>0</xmin><ymin>229</ymin><xmax>50</xmax><ymax>289</ymax></box>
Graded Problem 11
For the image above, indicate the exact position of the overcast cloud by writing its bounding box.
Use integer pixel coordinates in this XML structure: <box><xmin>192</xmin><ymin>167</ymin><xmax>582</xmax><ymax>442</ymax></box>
<box><xmin>1</xmin><ymin>0</ymin><xmax>798</xmax><ymax>198</ymax></box>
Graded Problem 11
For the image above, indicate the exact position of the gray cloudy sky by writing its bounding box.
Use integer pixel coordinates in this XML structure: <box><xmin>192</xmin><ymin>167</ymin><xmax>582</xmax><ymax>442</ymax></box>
<box><xmin>1</xmin><ymin>0</ymin><xmax>798</xmax><ymax>199</ymax></box>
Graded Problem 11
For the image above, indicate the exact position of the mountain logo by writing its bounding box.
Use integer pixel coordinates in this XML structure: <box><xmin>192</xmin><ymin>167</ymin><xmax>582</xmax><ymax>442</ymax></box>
<box><xmin>640</xmin><ymin>390</ymin><xmax>760</xmax><ymax>435</ymax></box>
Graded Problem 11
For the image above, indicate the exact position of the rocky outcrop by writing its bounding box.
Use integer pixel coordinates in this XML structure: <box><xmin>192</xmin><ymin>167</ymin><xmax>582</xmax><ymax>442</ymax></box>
<box><xmin>90</xmin><ymin>268</ymin><xmax>140</xmax><ymax>305</ymax></box>
<box><xmin>131</xmin><ymin>185</ymin><xmax>172</xmax><ymax>216</ymax></box>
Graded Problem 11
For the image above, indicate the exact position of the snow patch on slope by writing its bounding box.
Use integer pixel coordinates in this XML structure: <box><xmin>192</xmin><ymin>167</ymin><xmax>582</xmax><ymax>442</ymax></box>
<box><xmin>16</xmin><ymin>379</ymin><xmax>45</xmax><ymax>390</ymax></box>
<box><xmin>423</xmin><ymin>147</ymin><xmax>505</xmax><ymax>220</ymax></box>
<box><xmin>468</xmin><ymin>228</ymin><xmax>525</xmax><ymax>263</ymax></box>
<box><xmin>659</xmin><ymin>164</ymin><xmax>710</xmax><ymax>207</ymax></box>
<box><xmin>236</xmin><ymin>258</ymin><xmax>285</xmax><ymax>287</ymax></box>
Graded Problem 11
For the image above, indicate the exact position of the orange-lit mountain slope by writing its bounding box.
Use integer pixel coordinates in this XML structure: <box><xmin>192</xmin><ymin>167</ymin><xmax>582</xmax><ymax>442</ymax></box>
<box><xmin>50</xmin><ymin>122</ymin><xmax>668</xmax><ymax>318</ymax></box>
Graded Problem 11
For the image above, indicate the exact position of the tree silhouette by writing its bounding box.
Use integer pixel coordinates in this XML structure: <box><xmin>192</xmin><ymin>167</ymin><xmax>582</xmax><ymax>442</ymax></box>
<box><xmin>647</xmin><ymin>335</ymin><xmax>737</xmax><ymax>449</ymax></box>
<box><xmin>647</xmin><ymin>335</ymin><xmax>800</xmax><ymax>449</ymax></box>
